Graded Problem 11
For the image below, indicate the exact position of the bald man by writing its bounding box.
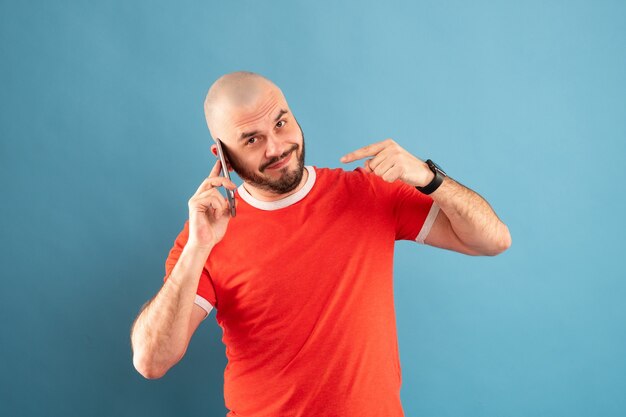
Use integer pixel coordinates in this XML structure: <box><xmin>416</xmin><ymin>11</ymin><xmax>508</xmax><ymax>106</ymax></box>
<box><xmin>131</xmin><ymin>71</ymin><xmax>511</xmax><ymax>416</ymax></box>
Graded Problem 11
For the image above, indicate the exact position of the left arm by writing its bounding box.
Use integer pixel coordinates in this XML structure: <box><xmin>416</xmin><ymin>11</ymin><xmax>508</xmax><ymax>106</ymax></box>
<box><xmin>424</xmin><ymin>176</ymin><xmax>511</xmax><ymax>256</ymax></box>
<box><xmin>341</xmin><ymin>139</ymin><xmax>511</xmax><ymax>256</ymax></box>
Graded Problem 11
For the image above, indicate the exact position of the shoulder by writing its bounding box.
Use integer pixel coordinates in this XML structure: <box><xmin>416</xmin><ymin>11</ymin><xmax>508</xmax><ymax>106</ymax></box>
<box><xmin>312</xmin><ymin>166</ymin><xmax>377</xmax><ymax>188</ymax></box>
<box><xmin>312</xmin><ymin>166</ymin><xmax>403</xmax><ymax>200</ymax></box>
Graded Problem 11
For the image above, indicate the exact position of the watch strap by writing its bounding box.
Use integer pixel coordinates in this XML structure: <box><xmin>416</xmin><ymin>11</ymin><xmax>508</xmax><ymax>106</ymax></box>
<box><xmin>416</xmin><ymin>159</ymin><xmax>445</xmax><ymax>195</ymax></box>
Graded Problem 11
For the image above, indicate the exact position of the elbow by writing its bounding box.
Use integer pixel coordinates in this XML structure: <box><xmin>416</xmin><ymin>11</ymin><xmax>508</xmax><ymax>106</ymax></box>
<box><xmin>485</xmin><ymin>224</ymin><xmax>512</xmax><ymax>256</ymax></box>
<box><xmin>133</xmin><ymin>353</ymin><xmax>168</xmax><ymax>380</ymax></box>
<box><xmin>131</xmin><ymin>336</ymin><xmax>187</xmax><ymax>380</ymax></box>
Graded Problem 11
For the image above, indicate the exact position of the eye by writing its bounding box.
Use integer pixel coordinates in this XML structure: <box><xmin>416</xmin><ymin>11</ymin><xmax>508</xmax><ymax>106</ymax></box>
<box><xmin>246</xmin><ymin>137</ymin><xmax>258</xmax><ymax>145</ymax></box>
<box><xmin>276</xmin><ymin>120</ymin><xmax>286</xmax><ymax>128</ymax></box>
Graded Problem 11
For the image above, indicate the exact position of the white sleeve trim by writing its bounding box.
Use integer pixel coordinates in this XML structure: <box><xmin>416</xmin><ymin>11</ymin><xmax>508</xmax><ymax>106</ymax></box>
<box><xmin>194</xmin><ymin>295</ymin><xmax>214</xmax><ymax>319</ymax></box>
<box><xmin>415</xmin><ymin>203</ymin><xmax>440</xmax><ymax>244</ymax></box>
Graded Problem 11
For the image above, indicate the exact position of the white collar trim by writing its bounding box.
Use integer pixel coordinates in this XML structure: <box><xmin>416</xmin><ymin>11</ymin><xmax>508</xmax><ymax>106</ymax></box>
<box><xmin>237</xmin><ymin>166</ymin><xmax>316</xmax><ymax>211</ymax></box>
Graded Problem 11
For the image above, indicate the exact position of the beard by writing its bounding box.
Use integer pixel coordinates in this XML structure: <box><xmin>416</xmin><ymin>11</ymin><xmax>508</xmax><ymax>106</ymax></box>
<box><xmin>223</xmin><ymin>125</ymin><xmax>306</xmax><ymax>195</ymax></box>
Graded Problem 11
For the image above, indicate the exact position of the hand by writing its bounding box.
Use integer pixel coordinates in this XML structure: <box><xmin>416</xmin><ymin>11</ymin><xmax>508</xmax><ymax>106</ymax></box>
<box><xmin>187</xmin><ymin>159</ymin><xmax>237</xmax><ymax>248</ymax></box>
<box><xmin>340</xmin><ymin>138</ymin><xmax>434</xmax><ymax>187</ymax></box>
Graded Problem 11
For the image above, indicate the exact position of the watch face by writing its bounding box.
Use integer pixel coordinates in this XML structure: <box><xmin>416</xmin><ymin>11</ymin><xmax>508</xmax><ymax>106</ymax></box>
<box><xmin>429</xmin><ymin>160</ymin><xmax>446</xmax><ymax>176</ymax></box>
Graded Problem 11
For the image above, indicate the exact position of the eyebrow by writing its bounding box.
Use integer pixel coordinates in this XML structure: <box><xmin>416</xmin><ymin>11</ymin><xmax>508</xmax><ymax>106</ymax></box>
<box><xmin>238</xmin><ymin>109</ymin><xmax>289</xmax><ymax>142</ymax></box>
<box><xmin>274</xmin><ymin>109</ymin><xmax>288</xmax><ymax>122</ymax></box>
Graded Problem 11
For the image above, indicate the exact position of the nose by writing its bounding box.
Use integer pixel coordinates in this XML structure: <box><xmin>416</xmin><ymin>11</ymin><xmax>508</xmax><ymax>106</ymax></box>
<box><xmin>264</xmin><ymin>132</ymin><xmax>285</xmax><ymax>159</ymax></box>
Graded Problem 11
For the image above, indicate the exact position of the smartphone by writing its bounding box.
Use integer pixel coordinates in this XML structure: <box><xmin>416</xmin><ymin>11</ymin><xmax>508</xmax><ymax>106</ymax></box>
<box><xmin>215</xmin><ymin>139</ymin><xmax>236</xmax><ymax>217</ymax></box>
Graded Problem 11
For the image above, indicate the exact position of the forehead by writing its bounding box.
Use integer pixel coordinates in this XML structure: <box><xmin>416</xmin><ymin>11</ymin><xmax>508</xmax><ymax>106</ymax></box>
<box><xmin>222</xmin><ymin>91</ymin><xmax>290</xmax><ymax>135</ymax></box>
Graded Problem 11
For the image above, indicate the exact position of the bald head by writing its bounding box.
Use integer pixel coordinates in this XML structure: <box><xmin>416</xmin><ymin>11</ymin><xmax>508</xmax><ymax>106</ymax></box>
<box><xmin>204</xmin><ymin>71</ymin><xmax>285</xmax><ymax>140</ymax></box>
<box><xmin>201</xmin><ymin>71</ymin><xmax>306</xmax><ymax>197</ymax></box>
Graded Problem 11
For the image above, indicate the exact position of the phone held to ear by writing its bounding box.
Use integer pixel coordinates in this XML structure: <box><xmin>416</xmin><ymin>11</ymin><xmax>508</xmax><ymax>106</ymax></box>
<box><xmin>215</xmin><ymin>139</ymin><xmax>236</xmax><ymax>217</ymax></box>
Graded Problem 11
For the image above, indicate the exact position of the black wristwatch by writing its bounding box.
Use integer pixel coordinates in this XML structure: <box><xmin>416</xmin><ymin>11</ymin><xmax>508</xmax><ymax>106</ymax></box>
<box><xmin>416</xmin><ymin>159</ymin><xmax>446</xmax><ymax>195</ymax></box>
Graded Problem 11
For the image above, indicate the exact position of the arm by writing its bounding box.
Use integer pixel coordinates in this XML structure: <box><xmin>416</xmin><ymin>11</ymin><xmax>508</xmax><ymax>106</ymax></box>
<box><xmin>424</xmin><ymin>177</ymin><xmax>511</xmax><ymax>256</ymax></box>
<box><xmin>341</xmin><ymin>139</ymin><xmax>511</xmax><ymax>256</ymax></box>
<box><xmin>131</xmin><ymin>159</ymin><xmax>235</xmax><ymax>379</ymax></box>
<box><xmin>131</xmin><ymin>244</ymin><xmax>213</xmax><ymax>379</ymax></box>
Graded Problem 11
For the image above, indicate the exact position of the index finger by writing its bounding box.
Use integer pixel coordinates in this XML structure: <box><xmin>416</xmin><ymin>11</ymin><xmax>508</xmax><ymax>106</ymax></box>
<box><xmin>340</xmin><ymin>141</ymin><xmax>388</xmax><ymax>163</ymax></box>
<box><xmin>209</xmin><ymin>158</ymin><xmax>222</xmax><ymax>178</ymax></box>
<box><xmin>194</xmin><ymin>159</ymin><xmax>223</xmax><ymax>194</ymax></box>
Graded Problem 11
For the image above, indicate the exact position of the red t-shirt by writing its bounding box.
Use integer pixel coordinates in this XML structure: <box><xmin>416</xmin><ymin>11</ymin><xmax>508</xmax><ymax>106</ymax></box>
<box><xmin>164</xmin><ymin>166</ymin><xmax>439</xmax><ymax>417</ymax></box>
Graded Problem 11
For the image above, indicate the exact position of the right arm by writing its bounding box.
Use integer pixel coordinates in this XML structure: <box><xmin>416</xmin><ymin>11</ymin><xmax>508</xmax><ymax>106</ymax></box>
<box><xmin>131</xmin><ymin>159</ymin><xmax>235</xmax><ymax>379</ymax></box>
<box><xmin>131</xmin><ymin>243</ymin><xmax>214</xmax><ymax>379</ymax></box>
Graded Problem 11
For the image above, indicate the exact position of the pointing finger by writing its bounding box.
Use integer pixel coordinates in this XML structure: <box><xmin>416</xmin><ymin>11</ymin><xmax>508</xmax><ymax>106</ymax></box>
<box><xmin>340</xmin><ymin>141</ymin><xmax>388</xmax><ymax>163</ymax></box>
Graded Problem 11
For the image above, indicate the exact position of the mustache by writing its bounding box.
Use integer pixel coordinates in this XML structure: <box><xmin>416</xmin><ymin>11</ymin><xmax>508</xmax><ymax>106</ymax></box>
<box><xmin>259</xmin><ymin>143</ymin><xmax>299</xmax><ymax>172</ymax></box>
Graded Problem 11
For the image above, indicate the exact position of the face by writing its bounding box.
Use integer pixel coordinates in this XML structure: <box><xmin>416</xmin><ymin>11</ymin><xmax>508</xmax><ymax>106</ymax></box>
<box><xmin>215</xmin><ymin>89</ymin><xmax>306</xmax><ymax>195</ymax></box>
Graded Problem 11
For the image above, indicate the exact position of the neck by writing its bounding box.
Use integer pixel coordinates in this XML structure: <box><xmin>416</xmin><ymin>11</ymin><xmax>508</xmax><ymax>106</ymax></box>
<box><xmin>242</xmin><ymin>167</ymin><xmax>309</xmax><ymax>202</ymax></box>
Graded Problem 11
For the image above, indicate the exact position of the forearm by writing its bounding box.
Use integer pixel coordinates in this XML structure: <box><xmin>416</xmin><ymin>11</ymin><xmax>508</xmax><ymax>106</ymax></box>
<box><xmin>430</xmin><ymin>177</ymin><xmax>511</xmax><ymax>255</ymax></box>
<box><xmin>131</xmin><ymin>243</ymin><xmax>213</xmax><ymax>378</ymax></box>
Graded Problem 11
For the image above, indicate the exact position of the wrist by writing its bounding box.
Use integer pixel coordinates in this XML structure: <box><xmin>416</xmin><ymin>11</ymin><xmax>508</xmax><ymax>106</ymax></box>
<box><xmin>416</xmin><ymin>159</ymin><xmax>446</xmax><ymax>195</ymax></box>
<box><xmin>184</xmin><ymin>241</ymin><xmax>215</xmax><ymax>255</ymax></box>
<box><xmin>422</xmin><ymin>166</ymin><xmax>435</xmax><ymax>186</ymax></box>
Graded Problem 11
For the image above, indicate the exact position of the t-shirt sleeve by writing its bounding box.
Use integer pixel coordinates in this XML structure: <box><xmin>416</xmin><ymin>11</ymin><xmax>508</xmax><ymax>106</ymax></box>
<box><xmin>356</xmin><ymin>167</ymin><xmax>439</xmax><ymax>243</ymax></box>
<box><xmin>163</xmin><ymin>221</ymin><xmax>217</xmax><ymax>317</ymax></box>
<box><xmin>392</xmin><ymin>180</ymin><xmax>440</xmax><ymax>243</ymax></box>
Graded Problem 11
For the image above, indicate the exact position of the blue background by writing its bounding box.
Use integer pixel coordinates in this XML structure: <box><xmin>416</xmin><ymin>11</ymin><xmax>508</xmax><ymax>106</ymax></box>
<box><xmin>1</xmin><ymin>1</ymin><xmax>625</xmax><ymax>416</ymax></box>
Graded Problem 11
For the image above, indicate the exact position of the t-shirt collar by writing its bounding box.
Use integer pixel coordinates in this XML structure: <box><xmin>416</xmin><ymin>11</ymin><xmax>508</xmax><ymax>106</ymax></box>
<box><xmin>237</xmin><ymin>166</ymin><xmax>316</xmax><ymax>211</ymax></box>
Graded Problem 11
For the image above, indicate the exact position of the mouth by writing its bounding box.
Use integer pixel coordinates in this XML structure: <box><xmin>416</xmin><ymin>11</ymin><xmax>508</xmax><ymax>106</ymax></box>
<box><xmin>265</xmin><ymin>150</ymin><xmax>293</xmax><ymax>170</ymax></box>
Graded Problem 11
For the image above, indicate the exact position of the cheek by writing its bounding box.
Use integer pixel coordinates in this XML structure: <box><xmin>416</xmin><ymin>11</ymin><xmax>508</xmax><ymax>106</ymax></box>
<box><xmin>232</xmin><ymin>151</ymin><xmax>256</xmax><ymax>169</ymax></box>
<box><xmin>251</xmin><ymin>151</ymin><xmax>268</xmax><ymax>168</ymax></box>
<box><xmin>285</xmin><ymin>125</ymin><xmax>302</xmax><ymax>142</ymax></box>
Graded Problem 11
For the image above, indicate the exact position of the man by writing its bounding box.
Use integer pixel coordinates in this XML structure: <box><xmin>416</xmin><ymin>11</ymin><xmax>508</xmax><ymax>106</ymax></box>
<box><xmin>131</xmin><ymin>71</ymin><xmax>511</xmax><ymax>416</ymax></box>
